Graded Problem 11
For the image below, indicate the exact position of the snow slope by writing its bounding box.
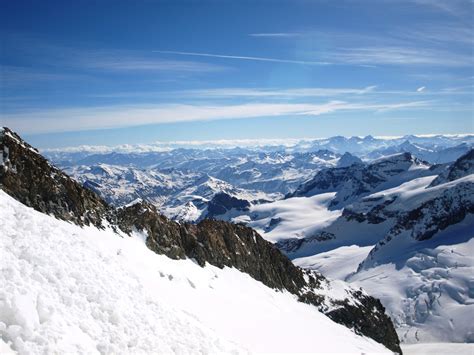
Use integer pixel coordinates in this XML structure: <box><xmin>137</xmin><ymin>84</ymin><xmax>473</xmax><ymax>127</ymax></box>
<box><xmin>349</xmin><ymin>217</ymin><xmax>474</xmax><ymax>344</ymax></box>
<box><xmin>234</xmin><ymin>192</ymin><xmax>342</xmax><ymax>243</ymax></box>
<box><xmin>294</xmin><ymin>245</ymin><xmax>373</xmax><ymax>280</ymax></box>
<box><xmin>402</xmin><ymin>342</ymin><xmax>474</xmax><ymax>355</ymax></box>
<box><xmin>0</xmin><ymin>191</ymin><xmax>390</xmax><ymax>354</ymax></box>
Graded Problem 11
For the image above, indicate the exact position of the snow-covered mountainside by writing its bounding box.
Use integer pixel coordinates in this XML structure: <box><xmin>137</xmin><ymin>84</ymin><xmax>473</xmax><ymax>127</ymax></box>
<box><xmin>65</xmin><ymin>164</ymin><xmax>273</xmax><ymax>222</ymax></box>
<box><xmin>252</xmin><ymin>150</ymin><xmax>474</xmax><ymax>345</ymax></box>
<box><xmin>0</xmin><ymin>127</ymin><xmax>402</xmax><ymax>353</ymax></box>
<box><xmin>0</xmin><ymin>190</ymin><xmax>391</xmax><ymax>354</ymax></box>
<box><xmin>288</xmin><ymin>152</ymin><xmax>434</xmax><ymax>207</ymax></box>
<box><xmin>224</xmin><ymin>153</ymin><xmax>442</xmax><ymax>246</ymax></box>
<box><xmin>56</xmin><ymin>149</ymin><xmax>341</xmax><ymax>197</ymax></box>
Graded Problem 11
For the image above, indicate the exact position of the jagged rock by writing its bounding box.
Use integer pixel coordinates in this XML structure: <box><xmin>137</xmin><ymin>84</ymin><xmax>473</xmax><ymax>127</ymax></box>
<box><xmin>430</xmin><ymin>149</ymin><xmax>474</xmax><ymax>187</ymax></box>
<box><xmin>276</xmin><ymin>232</ymin><xmax>336</xmax><ymax>253</ymax></box>
<box><xmin>393</xmin><ymin>181</ymin><xmax>474</xmax><ymax>241</ymax></box>
<box><xmin>0</xmin><ymin>128</ymin><xmax>110</xmax><ymax>227</ymax></box>
<box><xmin>206</xmin><ymin>192</ymin><xmax>251</xmax><ymax>218</ymax></box>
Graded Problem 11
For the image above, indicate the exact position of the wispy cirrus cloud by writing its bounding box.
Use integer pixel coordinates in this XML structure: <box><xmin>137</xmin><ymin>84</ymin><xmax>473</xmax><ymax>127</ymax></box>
<box><xmin>410</xmin><ymin>0</ymin><xmax>473</xmax><ymax>17</ymax></box>
<box><xmin>1</xmin><ymin>35</ymin><xmax>230</xmax><ymax>77</ymax></box>
<box><xmin>395</xmin><ymin>24</ymin><xmax>474</xmax><ymax>45</ymax></box>
<box><xmin>249</xmin><ymin>32</ymin><xmax>304</xmax><ymax>38</ymax></box>
<box><xmin>85</xmin><ymin>85</ymin><xmax>471</xmax><ymax>101</ymax></box>
<box><xmin>176</xmin><ymin>86</ymin><xmax>378</xmax><ymax>99</ymax></box>
<box><xmin>249</xmin><ymin>24</ymin><xmax>473</xmax><ymax>67</ymax></box>
<box><xmin>0</xmin><ymin>66</ymin><xmax>84</xmax><ymax>85</ymax></box>
<box><xmin>154</xmin><ymin>50</ymin><xmax>331</xmax><ymax>65</ymax></box>
<box><xmin>84</xmin><ymin>58</ymin><xmax>228</xmax><ymax>73</ymax></box>
<box><xmin>2</xmin><ymin>100</ymin><xmax>430</xmax><ymax>135</ymax></box>
<box><xmin>325</xmin><ymin>46</ymin><xmax>473</xmax><ymax>67</ymax></box>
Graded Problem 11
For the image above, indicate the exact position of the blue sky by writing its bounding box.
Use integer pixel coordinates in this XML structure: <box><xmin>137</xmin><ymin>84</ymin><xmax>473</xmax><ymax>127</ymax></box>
<box><xmin>0</xmin><ymin>0</ymin><xmax>473</xmax><ymax>148</ymax></box>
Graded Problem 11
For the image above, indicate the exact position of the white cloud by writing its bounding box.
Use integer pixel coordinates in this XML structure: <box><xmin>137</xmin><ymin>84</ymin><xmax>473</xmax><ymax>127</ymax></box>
<box><xmin>327</xmin><ymin>46</ymin><xmax>473</xmax><ymax>67</ymax></box>
<box><xmin>154</xmin><ymin>50</ymin><xmax>331</xmax><ymax>65</ymax></box>
<box><xmin>2</xmin><ymin>100</ymin><xmax>430</xmax><ymax>135</ymax></box>
<box><xmin>410</xmin><ymin>0</ymin><xmax>472</xmax><ymax>17</ymax></box>
<box><xmin>249</xmin><ymin>33</ymin><xmax>303</xmax><ymax>38</ymax></box>
<box><xmin>42</xmin><ymin>138</ymin><xmax>312</xmax><ymax>154</ymax></box>
<box><xmin>417</xmin><ymin>86</ymin><xmax>426</xmax><ymax>92</ymax></box>
<box><xmin>178</xmin><ymin>86</ymin><xmax>377</xmax><ymax>98</ymax></box>
<box><xmin>86</xmin><ymin>59</ymin><xmax>228</xmax><ymax>72</ymax></box>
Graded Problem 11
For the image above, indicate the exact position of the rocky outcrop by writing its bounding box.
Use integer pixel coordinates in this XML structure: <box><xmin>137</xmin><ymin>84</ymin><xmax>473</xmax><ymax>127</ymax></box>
<box><xmin>0</xmin><ymin>127</ymin><xmax>401</xmax><ymax>353</ymax></box>
<box><xmin>206</xmin><ymin>192</ymin><xmax>250</xmax><ymax>218</ymax></box>
<box><xmin>430</xmin><ymin>149</ymin><xmax>474</xmax><ymax>187</ymax></box>
<box><xmin>0</xmin><ymin>128</ymin><xmax>110</xmax><ymax>227</ymax></box>
<box><xmin>391</xmin><ymin>181</ymin><xmax>474</xmax><ymax>242</ymax></box>
<box><xmin>289</xmin><ymin>152</ymin><xmax>428</xmax><ymax>209</ymax></box>
<box><xmin>276</xmin><ymin>232</ymin><xmax>336</xmax><ymax>254</ymax></box>
<box><xmin>325</xmin><ymin>290</ymin><xmax>400</xmax><ymax>353</ymax></box>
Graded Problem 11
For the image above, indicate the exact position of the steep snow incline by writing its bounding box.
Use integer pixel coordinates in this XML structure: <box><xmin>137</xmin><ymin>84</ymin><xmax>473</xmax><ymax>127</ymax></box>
<box><xmin>0</xmin><ymin>191</ymin><xmax>390</xmax><ymax>354</ymax></box>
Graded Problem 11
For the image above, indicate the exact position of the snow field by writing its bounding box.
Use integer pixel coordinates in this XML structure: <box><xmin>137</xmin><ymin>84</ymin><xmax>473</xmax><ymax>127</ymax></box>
<box><xmin>246</xmin><ymin>192</ymin><xmax>342</xmax><ymax>243</ymax></box>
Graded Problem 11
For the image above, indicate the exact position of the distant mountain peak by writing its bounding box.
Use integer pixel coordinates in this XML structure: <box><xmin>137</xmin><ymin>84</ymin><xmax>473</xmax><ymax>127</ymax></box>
<box><xmin>337</xmin><ymin>152</ymin><xmax>363</xmax><ymax>168</ymax></box>
<box><xmin>430</xmin><ymin>148</ymin><xmax>474</xmax><ymax>187</ymax></box>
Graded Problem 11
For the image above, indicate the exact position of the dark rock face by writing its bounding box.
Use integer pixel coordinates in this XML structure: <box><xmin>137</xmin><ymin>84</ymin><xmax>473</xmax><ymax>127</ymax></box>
<box><xmin>0</xmin><ymin>127</ymin><xmax>401</xmax><ymax>353</ymax></box>
<box><xmin>325</xmin><ymin>291</ymin><xmax>400</xmax><ymax>353</ymax></box>
<box><xmin>342</xmin><ymin>197</ymin><xmax>399</xmax><ymax>224</ymax></box>
<box><xmin>393</xmin><ymin>181</ymin><xmax>474</xmax><ymax>241</ymax></box>
<box><xmin>0</xmin><ymin>128</ymin><xmax>110</xmax><ymax>227</ymax></box>
<box><xmin>430</xmin><ymin>149</ymin><xmax>474</xmax><ymax>187</ymax></box>
<box><xmin>276</xmin><ymin>232</ymin><xmax>336</xmax><ymax>254</ymax></box>
<box><xmin>288</xmin><ymin>165</ymin><xmax>351</xmax><ymax>198</ymax></box>
<box><xmin>206</xmin><ymin>192</ymin><xmax>250</xmax><ymax>218</ymax></box>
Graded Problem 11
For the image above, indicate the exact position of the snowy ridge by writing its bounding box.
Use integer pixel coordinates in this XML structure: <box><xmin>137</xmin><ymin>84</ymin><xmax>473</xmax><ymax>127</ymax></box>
<box><xmin>0</xmin><ymin>190</ymin><xmax>391</xmax><ymax>354</ymax></box>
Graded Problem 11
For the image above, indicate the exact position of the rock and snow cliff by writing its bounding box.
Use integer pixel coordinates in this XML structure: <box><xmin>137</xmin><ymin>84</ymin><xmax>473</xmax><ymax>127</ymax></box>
<box><xmin>0</xmin><ymin>127</ymin><xmax>401</xmax><ymax>353</ymax></box>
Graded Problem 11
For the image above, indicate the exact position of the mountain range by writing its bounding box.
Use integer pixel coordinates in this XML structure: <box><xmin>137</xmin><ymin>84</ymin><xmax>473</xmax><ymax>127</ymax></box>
<box><xmin>0</xmin><ymin>127</ymin><xmax>401</xmax><ymax>353</ymax></box>
<box><xmin>2</xmin><ymin>127</ymin><xmax>473</xmax><ymax>353</ymax></box>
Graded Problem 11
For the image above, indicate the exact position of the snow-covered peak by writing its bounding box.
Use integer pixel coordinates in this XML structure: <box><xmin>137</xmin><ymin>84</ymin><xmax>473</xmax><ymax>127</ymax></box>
<box><xmin>430</xmin><ymin>149</ymin><xmax>474</xmax><ymax>187</ymax></box>
<box><xmin>337</xmin><ymin>152</ymin><xmax>363</xmax><ymax>168</ymax></box>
